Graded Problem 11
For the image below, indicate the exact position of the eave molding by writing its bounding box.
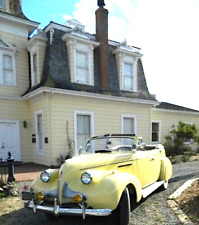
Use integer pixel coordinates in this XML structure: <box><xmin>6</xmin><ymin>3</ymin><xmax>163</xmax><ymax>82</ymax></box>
<box><xmin>62</xmin><ymin>33</ymin><xmax>100</xmax><ymax>47</ymax></box>
<box><xmin>23</xmin><ymin>87</ymin><xmax>159</xmax><ymax>106</ymax></box>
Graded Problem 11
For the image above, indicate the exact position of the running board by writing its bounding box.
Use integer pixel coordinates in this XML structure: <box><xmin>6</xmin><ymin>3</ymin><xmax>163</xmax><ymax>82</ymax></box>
<box><xmin>142</xmin><ymin>181</ymin><xmax>164</xmax><ymax>198</ymax></box>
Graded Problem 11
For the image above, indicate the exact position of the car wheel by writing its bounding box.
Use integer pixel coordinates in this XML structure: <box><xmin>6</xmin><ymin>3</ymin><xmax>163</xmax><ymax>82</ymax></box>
<box><xmin>115</xmin><ymin>187</ymin><xmax>131</xmax><ymax>225</ymax></box>
<box><xmin>160</xmin><ymin>180</ymin><xmax>169</xmax><ymax>191</ymax></box>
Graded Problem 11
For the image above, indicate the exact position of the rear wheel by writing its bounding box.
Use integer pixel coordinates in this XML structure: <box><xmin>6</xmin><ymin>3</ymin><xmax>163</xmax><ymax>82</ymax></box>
<box><xmin>115</xmin><ymin>187</ymin><xmax>130</xmax><ymax>225</ymax></box>
<box><xmin>160</xmin><ymin>180</ymin><xmax>169</xmax><ymax>191</ymax></box>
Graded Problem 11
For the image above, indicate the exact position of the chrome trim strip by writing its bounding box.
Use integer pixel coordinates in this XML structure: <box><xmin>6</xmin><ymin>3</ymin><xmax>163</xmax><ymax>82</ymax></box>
<box><xmin>25</xmin><ymin>200</ymin><xmax>112</xmax><ymax>217</ymax></box>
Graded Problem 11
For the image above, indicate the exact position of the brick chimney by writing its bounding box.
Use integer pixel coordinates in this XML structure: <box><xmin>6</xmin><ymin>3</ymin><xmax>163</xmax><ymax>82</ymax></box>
<box><xmin>95</xmin><ymin>0</ymin><xmax>109</xmax><ymax>90</ymax></box>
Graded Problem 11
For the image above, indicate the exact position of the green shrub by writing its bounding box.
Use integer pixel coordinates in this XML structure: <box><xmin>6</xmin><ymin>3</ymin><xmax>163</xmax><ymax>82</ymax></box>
<box><xmin>164</xmin><ymin>121</ymin><xmax>199</xmax><ymax>157</ymax></box>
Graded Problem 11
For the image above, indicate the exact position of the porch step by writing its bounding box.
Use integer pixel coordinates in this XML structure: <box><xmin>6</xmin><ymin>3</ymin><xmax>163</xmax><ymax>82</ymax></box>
<box><xmin>142</xmin><ymin>181</ymin><xmax>164</xmax><ymax>198</ymax></box>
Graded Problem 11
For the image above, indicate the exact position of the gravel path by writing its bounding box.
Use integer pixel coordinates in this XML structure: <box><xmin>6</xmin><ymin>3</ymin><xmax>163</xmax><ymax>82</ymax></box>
<box><xmin>0</xmin><ymin>161</ymin><xmax>199</xmax><ymax>225</ymax></box>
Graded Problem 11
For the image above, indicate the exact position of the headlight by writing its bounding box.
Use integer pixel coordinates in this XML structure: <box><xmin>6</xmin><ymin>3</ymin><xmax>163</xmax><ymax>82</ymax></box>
<box><xmin>81</xmin><ymin>172</ymin><xmax>92</xmax><ymax>184</ymax></box>
<box><xmin>40</xmin><ymin>171</ymin><xmax>50</xmax><ymax>183</ymax></box>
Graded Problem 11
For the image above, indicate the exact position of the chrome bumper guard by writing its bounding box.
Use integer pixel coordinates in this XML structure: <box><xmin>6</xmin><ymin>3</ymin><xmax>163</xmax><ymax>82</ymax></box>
<box><xmin>25</xmin><ymin>198</ymin><xmax>112</xmax><ymax>219</ymax></box>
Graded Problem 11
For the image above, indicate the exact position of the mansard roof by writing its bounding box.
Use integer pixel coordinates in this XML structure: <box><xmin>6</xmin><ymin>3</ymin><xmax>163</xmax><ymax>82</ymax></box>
<box><xmin>24</xmin><ymin>23</ymin><xmax>157</xmax><ymax>102</ymax></box>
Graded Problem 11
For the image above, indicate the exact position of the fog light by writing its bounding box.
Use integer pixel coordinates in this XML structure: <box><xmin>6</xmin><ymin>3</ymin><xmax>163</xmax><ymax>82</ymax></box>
<box><xmin>73</xmin><ymin>194</ymin><xmax>83</xmax><ymax>203</ymax></box>
<box><xmin>36</xmin><ymin>192</ymin><xmax>44</xmax><ymax>201</ymax></box>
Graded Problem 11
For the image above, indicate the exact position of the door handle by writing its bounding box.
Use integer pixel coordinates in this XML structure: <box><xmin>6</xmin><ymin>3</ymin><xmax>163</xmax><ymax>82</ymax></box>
<box><xmin>150</xmin><ymin>157</ymin><xmax>155</xmax><ymax>161</ymax></box>
<box><xmin>1</xmin><ymin>143</ymin><xmax>5</xmax><ymax>149</ymax></box>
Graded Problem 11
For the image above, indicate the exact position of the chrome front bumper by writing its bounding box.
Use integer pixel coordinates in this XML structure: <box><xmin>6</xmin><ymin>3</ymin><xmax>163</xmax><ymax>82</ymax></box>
<box><xmin>25</xmin><ymin>198</ymin><xmax>112</xmax><ymax>219</ymax></box>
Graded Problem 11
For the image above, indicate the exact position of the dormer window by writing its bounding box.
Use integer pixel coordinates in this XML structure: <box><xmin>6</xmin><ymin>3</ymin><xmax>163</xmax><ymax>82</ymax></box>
<box><xmin>0</xmin><ymin>0</ymin><xmax>6</xmax><ymax>10</ymax></box>
<box><xmin>26</xmin><ymin>30</ymin><xmax>47</xmax><ymax>87</ymax></box>
<box><xmin>123</xmin><ymin>62</ymin><xmax>134</xmax><ymax>91</ymax></box>
<box><xmin>32</xmin><ymin>53</ymin><xmax>38</xmax><ymax>85</ymax></box>
<box><xmin>113</xmin><ymin>45</ymin><xmax>142</xmax><ymax>92</ymax></box>
<box><xmin>0</xmin><ymin>38</ymin><xmax>16</xmax><ymax>86</ymax></box>
<box><xmin>75</xmin><ymin>50</ymin><xmax>89</xmax><ymax>84</ymax></box>
<box><xmin>62</xmin><ymin>31</ymin><xmax>99</xmax><ymax>86</ymax></box>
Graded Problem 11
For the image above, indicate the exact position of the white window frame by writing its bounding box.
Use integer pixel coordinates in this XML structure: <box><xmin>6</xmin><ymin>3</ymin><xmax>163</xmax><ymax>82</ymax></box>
<box><xmin>32</xmin><ymin>52</ymin><xmax>38</xmax><ymax>85</ymax></box>
<box><xmin>62</xmin><ymin>33</ymin><xmax>99</xmax><ymax>87</ymax></box>
<box><xmin>74</xmin><ymin>111</ymin><xmax>94</xmax><ymax>154</ymax></box>
<box><xmin>113</xmin><ymin>46</ymin><xmax>140</xmax><ymax>92</ymax></box>
<box><xmin>151</xmin><ymin>120</ymin><xmax>161</xmax><ymax>143</ymax></box>
<box><xmin>35</xmin><ymin>110</ymin><xmax>44</xmax><ymax>154</ymax></box>
<box><xmin>123</xmin><ymin>61</ymin><xmax>135</xmax><ymax>91</ymax></box>
<box><xmin>121</xmin><ymin>114</ymin><xmax>137</xmax><ymax>135</ymax></box>
<box><xmin>0</xmin><ymin>48</ymin><xmax>16</xmax><ymax>86</ymax></box>
<box><xmin>74</xmin><ymin>49</ymin><xmax>91</xmax><ymax>85</ymax></box>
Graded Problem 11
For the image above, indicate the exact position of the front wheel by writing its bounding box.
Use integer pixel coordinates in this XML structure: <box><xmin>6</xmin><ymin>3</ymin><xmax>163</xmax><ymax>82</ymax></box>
<box><xmin>115</xmin><ymin>187</ymin><xmax>131</xmax><ymax>225</ymax></box>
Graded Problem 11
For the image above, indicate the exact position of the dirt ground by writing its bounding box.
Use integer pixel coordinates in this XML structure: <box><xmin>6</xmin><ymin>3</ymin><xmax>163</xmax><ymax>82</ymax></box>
<box><xmin>176</xmin><ymin>179</ymin><xmax>199</xmax><ymax>224</ymax></box>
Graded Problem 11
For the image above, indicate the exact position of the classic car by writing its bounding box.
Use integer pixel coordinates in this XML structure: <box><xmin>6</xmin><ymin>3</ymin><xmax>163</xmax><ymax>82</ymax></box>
<box><xmin>22</xmin><ymin>134</ymin><xmax>172</xmax><ymax>225</ymax></box>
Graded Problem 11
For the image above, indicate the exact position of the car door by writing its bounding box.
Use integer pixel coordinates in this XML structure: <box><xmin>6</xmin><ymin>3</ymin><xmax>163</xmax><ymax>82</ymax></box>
<box><xmin>135</xmin><ymin>149</ymin><xmax>161</xmax><ymax>188</ymax></box>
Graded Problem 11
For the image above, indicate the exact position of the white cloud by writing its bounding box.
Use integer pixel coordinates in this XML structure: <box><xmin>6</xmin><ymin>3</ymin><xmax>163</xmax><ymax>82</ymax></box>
<box><xmin>71</xmin><ymin>0</ymin><xmax>199</xmax><ymax>110</ymax></box>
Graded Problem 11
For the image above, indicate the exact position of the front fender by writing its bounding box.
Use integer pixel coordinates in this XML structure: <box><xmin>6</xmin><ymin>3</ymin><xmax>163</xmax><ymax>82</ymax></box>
<box><xmin>31</xmin><ymin>169</ymin><xmax>59</xmax><ymax>193</ymax></box>
<box><xmin>79</xmin><ymin>171</ymin><xmax>142</xmax><ymax>210</ymax></box>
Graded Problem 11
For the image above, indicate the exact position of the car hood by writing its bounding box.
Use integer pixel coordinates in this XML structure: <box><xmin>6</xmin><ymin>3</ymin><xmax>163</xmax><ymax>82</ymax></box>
<box><xmin>74</xmin><ymin>152</ymin><xmax>133</xmax><ymax>170</ymax></box>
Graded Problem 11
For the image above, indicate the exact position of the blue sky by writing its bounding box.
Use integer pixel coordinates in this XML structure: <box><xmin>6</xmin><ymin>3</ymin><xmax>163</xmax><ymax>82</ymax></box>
<box><xmin>22</xmin><ymin>0</ymin><xmax>199</xmax><ymax>111</ymax></box>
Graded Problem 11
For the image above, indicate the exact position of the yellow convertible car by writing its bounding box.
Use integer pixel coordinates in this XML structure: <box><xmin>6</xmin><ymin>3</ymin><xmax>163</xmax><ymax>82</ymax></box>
<box><xmin>22</xmin><ymin>134</ymin><xmax>172</xmax><ymax>225</ymax></box>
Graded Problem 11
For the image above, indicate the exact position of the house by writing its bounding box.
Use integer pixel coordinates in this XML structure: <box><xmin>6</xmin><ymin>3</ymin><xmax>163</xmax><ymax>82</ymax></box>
<box><xmin>0</xmin><ymin>0</ymin><xmax>198</xmax><ymax>166</ymax></box>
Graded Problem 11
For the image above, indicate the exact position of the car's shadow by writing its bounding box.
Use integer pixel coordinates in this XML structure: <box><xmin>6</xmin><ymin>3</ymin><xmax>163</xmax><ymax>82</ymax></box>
<box><xmin>170</xmin><ymin>172</ymin><xmax>199</xmax><ymax>183</ymax></box>
<box><xmin>0</xmin><ymin>208</ymin><xmax>113</xmax><ymax>225</ymax></box>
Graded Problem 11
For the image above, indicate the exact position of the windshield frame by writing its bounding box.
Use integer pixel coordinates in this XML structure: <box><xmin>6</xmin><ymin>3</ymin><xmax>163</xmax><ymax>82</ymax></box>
<box><xmin>84</xmin><ymin>135</ymin><xmax>137</xmax><ymax>153</ymax></box>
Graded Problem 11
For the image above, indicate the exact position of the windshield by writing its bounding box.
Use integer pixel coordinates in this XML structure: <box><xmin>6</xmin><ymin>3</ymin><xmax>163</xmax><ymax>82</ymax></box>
<box><xmin>84</xmin><ymin>137</ymin><xmax>136</xmax><ymax>153</ymax></box>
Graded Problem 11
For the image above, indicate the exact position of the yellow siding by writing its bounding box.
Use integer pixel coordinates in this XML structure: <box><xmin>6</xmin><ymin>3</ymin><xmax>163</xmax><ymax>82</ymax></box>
<box><xmin>28</xmin><ymin>94</ymin><xmax>51</xmax><ymax>166</ymax></box>
<box><xmin>0</xmin><ymin>99</ymin><xmax>30</xmax><ymax>162</ymax></box>
<box><xmin>152</xmin><ymin>109</ymin><xmax>199</xmax><ymax>144</ymax></box>
<box><xmin>0</xmin><ymin>32</ymin><xmax>29</xmax><ymax>96</ymax></box>
<box><xmin>49</xmin><ymin>93</ymin><xmax>152</xmax><ymax>165</ymax></box>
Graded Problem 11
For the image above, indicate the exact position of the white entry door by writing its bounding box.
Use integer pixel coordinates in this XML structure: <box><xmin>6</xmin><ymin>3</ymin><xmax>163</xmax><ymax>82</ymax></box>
<box><xmin>0</xmin><ymin>121</ymin><xmax>21</xmax><ymax>162</ymax></box>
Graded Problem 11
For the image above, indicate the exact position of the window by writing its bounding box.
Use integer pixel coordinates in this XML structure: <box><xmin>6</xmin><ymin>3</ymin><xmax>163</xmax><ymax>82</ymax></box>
<box><xmin>122</xmin><ymin>115</ymin><xmax>137</xmax><ymax>134</ymax></box>
<box><xmin>75</xmin><ymin>111</ymin><xmax>94</xmax><ymax>154</ymax></box>
<box><xmin>0</xmin><ymin>0</ymin><xmax>6</xmax><ymax>9</ymax></box>
<box><xmin>0</xmin><ymin>51</ymin><xmax>16</xmax><ymax>86</ymax></box>
<box><xmin>152</xmin><ymin>122</ymin><xmax>160</xmax><ymax>142</ymax></box>
<box><xmin>113</xmin><ymin>46</ymin><xmax>140</xmax><ymax>92</ymax></box>
<box><xmin>123</xmin><ymin>62</ymin><xmax>134</xmax><ymax>91</ymax></box>
<box><xmin>32</xmin><ymin>53</ymin><xmax>38</xmax><ymax>85</ymax></box>
<box><xmin>35</xmin><ymin>111</ymin><xmax>44</xmax><ymax>153</ymax></box>
<box><xmin>75</xmin><ymin>51</ymin><xmax>89</xmax><ymax>84</ymax></box>
<box><xmin>62</xmin><ymin>33</ymin><xmax>99</xmax><ymax>86</ymax></box>
<box><xmin>3</xmin><ymin>55</ymin><xmax>14</xmax><ymax>85</ymax></box>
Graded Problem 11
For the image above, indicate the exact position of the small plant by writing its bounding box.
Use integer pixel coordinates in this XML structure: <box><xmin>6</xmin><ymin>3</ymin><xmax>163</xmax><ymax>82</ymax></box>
<box><xmin>57</xmin><ymin>121</ymin><xmax>74</xmax><ymax>166</ymax></box>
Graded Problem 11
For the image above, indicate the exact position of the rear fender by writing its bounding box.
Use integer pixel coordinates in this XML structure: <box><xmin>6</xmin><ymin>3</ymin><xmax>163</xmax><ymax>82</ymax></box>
<box><xmin>158</xmin><ymin>157</ymin><xmax>172</xmax><ymax>181</ymax></box>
